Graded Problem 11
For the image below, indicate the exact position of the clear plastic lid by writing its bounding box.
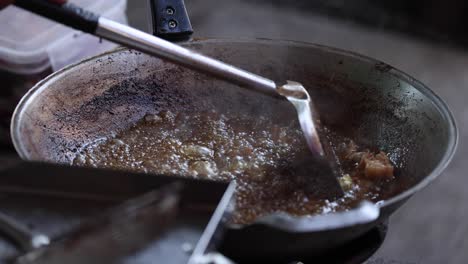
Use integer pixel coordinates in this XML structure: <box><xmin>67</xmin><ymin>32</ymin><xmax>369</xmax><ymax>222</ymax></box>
<box><xmin>0</xmin><ymin>0</ymin><xmax>128</xmax><ymax>74</ymax></box>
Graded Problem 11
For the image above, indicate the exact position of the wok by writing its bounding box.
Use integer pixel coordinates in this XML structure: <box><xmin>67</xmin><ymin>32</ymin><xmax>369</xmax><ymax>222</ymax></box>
<box><xmin>10</xmin><ymin>39</ymin><xmax>457</xmax><ymax>260</ymax></box>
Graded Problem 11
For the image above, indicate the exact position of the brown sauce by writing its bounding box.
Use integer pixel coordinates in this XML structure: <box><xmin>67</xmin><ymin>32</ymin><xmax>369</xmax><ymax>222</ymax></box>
<box><xmin>73</xmin><ymin>110</ymin><xmax>400</xmax><ymax>224</ymax></box>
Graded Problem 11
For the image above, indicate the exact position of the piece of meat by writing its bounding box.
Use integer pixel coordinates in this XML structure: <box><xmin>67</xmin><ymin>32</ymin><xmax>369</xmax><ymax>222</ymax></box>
<box><xmin>358</xmin><ymin>151</ymin><xmax>394</xmax><ymax>180</ymax></box>
<box><xmin>343</xmin><ymin>141</ymin><xmax>394</xmax><ymax>180</ymax></box>
<box><xmin>344</xmin><ymin>141</ymin><xmax>366</xmax><ymax>163</ymax></box>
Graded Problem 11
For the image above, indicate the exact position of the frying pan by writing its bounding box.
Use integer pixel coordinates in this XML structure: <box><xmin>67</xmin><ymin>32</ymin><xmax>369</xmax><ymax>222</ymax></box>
<box><xmin>10</xmin><ymin>39</ymin><xmax>457</xmax><ymax>260</ymax></box>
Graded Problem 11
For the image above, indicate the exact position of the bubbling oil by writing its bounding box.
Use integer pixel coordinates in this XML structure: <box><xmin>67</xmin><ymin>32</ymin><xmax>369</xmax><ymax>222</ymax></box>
<box><xmin>73</xmin><ymin>110</ymin><xmax>396</xmax><ymax>224</ymax></box>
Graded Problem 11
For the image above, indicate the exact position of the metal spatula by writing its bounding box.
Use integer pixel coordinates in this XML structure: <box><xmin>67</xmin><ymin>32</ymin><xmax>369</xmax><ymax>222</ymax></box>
<box><xmin>14</xmin><ymin>0</ymin><xmax>344</xmax><ymax>198</ymax></box>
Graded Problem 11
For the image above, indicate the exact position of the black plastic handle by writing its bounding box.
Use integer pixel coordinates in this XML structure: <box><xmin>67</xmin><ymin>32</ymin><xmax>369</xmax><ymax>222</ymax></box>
<box><xmin>14</xmin><ymin>0</ymin><xmax>100</xmax><ymax>34</ymax></box>
<box><xmin>149</xmin><ymin>0</ymin><xmax>193</xmax><ymax>41</ymax></box>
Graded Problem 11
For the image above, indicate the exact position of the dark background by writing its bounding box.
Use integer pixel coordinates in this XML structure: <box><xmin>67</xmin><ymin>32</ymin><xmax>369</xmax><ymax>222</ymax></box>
<box><xmin>252</xmin><ymin>0</ymin><xmax>468</xmax><ymax>48</ymax></box>
<box><xmin>128</xmin><ymin>0</ymin><xmax>468</xmax><ymax>49</ymax></box>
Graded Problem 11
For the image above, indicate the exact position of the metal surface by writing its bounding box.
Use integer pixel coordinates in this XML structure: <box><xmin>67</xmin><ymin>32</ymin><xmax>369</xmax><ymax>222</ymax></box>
<box><xmin>188</xmin><ymin>182</ymin><xmax>236</xmax><ymax>264</ymax></box>
<box><xmin>15</xmin><ymin>185</ymin><xmax>181</xmax><ymax>264</ymax></box>
<box><xmin>10</xmin><ymin>39</ymin><xmax>457</xmax><ymax>254</ymax></box>
<box><xmin>253</xmin><ymin>201</ymin><xmax>378</xmax><ymax>232</ymax></box>
<box><xmin>0</xmin><ymin>159</ymin><xmax>233</xmax><ymax>263</ymax></box>
<box><xmin>0</xmin><ymin>159</ymin><xmax>229</xmax><ymax>204</ymax></box>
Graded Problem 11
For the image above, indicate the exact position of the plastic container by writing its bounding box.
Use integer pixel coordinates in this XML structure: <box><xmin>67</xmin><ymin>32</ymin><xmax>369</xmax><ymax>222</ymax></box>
<box><xmin>0</xmin><ymin>0</ymin><xmax>128</xmax><ymax>74</ymax></box>
<box><xmin>0</xmin><ymin>0</ymin><xmax>128</xmax><ymax>149</ymax></box>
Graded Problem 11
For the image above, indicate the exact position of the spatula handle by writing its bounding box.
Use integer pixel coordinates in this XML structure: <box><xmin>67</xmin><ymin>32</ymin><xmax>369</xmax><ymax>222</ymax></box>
<box><xmin>14</xmin><ymin>0</ymin><xmax>99</xmax><ymax>33</ymax></box>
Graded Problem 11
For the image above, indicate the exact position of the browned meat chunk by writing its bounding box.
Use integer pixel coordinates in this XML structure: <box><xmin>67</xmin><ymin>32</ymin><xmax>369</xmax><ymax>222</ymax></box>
<box><xmin>344</xmin><ymin>141</ymin><xmax>366</xmax><ymax>163</ymax></box>
<box><xmin>358</xmin><ymin>151</ymin><xmax>394</xmax><ymax>180</ymax></box>
<box><xmin>342</xmin><ymin>141</ymin><xmax>394</xmax><ymax>180</ymax></box>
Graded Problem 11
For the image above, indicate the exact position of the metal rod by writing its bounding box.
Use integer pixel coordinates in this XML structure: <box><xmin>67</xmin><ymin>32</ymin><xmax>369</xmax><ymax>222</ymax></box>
<box><xmin>0</xmin><ymin>212</ymin><xmax>49</xmax><ymax>252</ymax></box>
<box><xmin>189</xmin><ymin>182</ymin><xmax>237</xmax><ymax>264</ymax></box>
<box><xmin>96</xmin><ymin>18</ymin><xmax>279</xmax><ymax>96</ymax></box>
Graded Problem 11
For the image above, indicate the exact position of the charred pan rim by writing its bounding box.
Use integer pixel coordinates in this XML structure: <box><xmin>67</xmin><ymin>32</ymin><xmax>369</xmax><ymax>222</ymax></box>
<box><xmin>11</xmin><ymin>38</ymin><xmax>458</xmax><ymax>231</ymax></box>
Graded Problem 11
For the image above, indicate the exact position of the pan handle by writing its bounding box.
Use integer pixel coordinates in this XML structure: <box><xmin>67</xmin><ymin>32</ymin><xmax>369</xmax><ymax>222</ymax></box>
<box><xmin>233</xmin><ymin>201</ymin><xmax>380</xmax><ymax>232</ymax></box>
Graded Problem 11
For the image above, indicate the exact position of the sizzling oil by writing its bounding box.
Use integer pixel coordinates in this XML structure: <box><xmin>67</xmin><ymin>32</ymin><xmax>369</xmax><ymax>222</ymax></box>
<box><xmin>73</xmin><ymin>110</ymin><xmax>398</xmax><ymax>224</ymax></box>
